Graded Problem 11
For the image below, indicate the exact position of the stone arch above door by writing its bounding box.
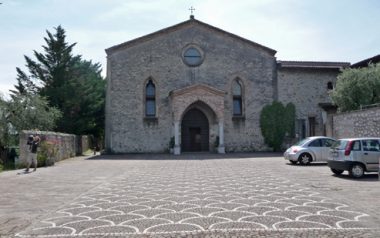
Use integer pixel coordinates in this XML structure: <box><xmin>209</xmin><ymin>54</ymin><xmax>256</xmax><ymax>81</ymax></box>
<box><xmin>170</xmin><ymin>84</ymin><xmax>225</xmax><ymax>122</ymax></box>
<box><xmin>181</xmin><ymin>100</ymin><xmax>217</xmax><ymax>124</ymax></box>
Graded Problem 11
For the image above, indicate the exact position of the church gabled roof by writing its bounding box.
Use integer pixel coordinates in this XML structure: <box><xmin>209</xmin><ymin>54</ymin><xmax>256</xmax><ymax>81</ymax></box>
<box><xmin>105</xmin><ymin>16</ymin><xmax>277</xmax><ymax>56</ymax></box>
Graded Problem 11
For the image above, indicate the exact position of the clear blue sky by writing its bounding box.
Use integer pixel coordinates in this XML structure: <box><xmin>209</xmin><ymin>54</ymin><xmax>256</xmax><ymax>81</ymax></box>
<box><xmin>1</xmin><ymin>0</ymin><xmax>380</xmax><ymax>97</ymax></box>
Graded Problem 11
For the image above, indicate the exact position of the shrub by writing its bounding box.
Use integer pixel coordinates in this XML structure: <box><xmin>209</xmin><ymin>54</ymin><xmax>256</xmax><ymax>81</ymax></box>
<box><xmin>169</xmin><ymin>137</ymin><xmax>175</xmax><ymax>149</ymax></box>
<box><xmin>214</xmin><ymin>136</ymin><xmax>219</xmax><ymax>148</ymax></box>
<box><xmin>284</xmin><ymin>103</ymin><xmax>296</xmax><ymax>138</ymax></box>
<box><xmin>37</xmin><ymin>153</ymin><xmax>47</xmax><ymax>167</ymax></box>
<box><xmin>0</xmin><ymin>162</ymin><xmax>13</xmax><ymax>172</ymax></box>
<box><xmin>0</xmin><ymin>148</ymin><xmax>17</xmax><ymax>171</ymax></box>
<box><xmin>38</xmin><ymin>141</ymin><xmax>58</xmax><ymax>167</ymax></box>
<box><xmin>260</xmin><ymin>101</ymin><xmax>295</xmax><ymax>151</ymax></box>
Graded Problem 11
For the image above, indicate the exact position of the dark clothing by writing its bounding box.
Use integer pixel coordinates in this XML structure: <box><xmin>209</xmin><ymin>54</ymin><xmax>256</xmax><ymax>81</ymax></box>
<box><xmin>30</xmin><ymin>141</ymin><xmax>39</xmax><ymax>153</ymax></box>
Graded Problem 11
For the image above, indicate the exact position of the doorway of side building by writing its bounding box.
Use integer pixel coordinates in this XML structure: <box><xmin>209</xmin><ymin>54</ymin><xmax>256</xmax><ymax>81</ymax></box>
<box><xmin>181</xmin><ymin>108</ymin><xmax>209</xmax><ymax>152</ymax></box>
<box><xmin>308</xmin><ymin>116</ymin><xmax>316</xmax><ymax>136</ymax></box>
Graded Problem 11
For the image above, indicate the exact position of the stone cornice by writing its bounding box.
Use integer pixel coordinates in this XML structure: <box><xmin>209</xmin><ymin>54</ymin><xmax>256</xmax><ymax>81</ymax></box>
<box><xmin>170</xmin><ymin>84</ymin><xmax>226</xmax><ymax>98</ymax></box>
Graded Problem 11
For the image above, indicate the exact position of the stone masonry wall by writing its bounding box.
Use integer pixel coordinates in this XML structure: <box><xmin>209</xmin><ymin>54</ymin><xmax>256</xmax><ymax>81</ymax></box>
<box><xmin>333</xmin><ymin>106</ymin><xmax>380</xmax><ymax>138</ymax></box>
<box><xmin>80</xmin><ymin>135</ymin><xmax>90</xmax><ymax>154</ymax></box>
<box><xmin>278</xmin><ymin>67</ymin><xmax>340</xmax><ymax>137</ymax></box>
<box><xmin>19</xmin><ymin>131</ymin><xmax>87</xmax><ymax>167</ymax></box>
<box><xmin>106</xmin><ymin>22</ymin><xmax>276</xmax><ymax>153</ymax></box>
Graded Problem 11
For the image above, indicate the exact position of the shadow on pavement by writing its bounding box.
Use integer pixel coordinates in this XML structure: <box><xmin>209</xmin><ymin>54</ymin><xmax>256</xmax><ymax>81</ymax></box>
<box><xmin>287</xmin><ymin>162</ymin><xmax>327</xmax><ymax>167</ymax></box>
<box><xmin>332</xmin><ymin>173</ymin><xmax>379</xmax><ymax>182</ymax></box>
<box><xmin>86</xmin><ymin>152</ymin><xmax>283</xmax><ymax>160</ymax></box>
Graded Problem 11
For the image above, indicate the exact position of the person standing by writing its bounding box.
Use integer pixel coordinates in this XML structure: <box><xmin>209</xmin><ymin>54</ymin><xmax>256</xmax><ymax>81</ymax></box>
<box><xmin>25</xmin><ymin>135</ymin><xmax>40</xmax><ymax>172</ymax></box>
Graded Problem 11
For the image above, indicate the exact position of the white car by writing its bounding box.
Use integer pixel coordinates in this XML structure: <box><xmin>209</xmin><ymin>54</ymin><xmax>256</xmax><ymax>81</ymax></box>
<box><xmin>284</xmin><ymin>136</ymin><xmax>336</xmax><ymax>165</ymax></box>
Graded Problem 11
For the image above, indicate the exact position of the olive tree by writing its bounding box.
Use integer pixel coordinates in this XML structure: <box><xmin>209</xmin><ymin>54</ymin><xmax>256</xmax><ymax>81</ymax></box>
<box><xmin>0</xmin><ymin>93</ymin><xmax>61</xmax><ymax>167</ymax></box>
<box><xmin>6</xmin><ymin>93</ymin><xmax>62</xmax><ymax>132</ymax></box>
<box><xmin>331</xmin><ymin>63</ymin><xmax>380</xmax><ymax>112</ymax></box>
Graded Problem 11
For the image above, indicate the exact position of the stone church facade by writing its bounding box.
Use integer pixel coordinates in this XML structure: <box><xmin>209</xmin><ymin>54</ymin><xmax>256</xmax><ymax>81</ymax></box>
<box><xmin>105</xmin><ymin>16</ymin><xmax>349</xmax><ymax>154</ymax></box>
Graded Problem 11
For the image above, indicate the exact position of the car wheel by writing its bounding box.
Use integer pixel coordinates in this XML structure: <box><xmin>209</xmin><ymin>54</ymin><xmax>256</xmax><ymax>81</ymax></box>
<box><xmin>330</xmin><ymin>168</ymin><xmax>344</xmax><ymax>175</ymax></box>
<box><xmin>349</xmin><ymin>164</ymin><xmax>364</xmax><ymax>178</ymax></box>
<box><xmin>290</xmin><ymin>160</ymin><xmax>297</xmax><ymax>165</ymax></box>
<box><xmin>298</xmin><ymin>153</ymin><xmax>312</xmax><ymax>165</ymax></box>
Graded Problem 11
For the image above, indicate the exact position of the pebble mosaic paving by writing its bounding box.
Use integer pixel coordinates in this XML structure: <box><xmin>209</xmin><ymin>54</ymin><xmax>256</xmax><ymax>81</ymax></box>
<box><xmin>16</xmin><ymin>159</ymin><xmax>373</xmax><ymax>237</ymax></box>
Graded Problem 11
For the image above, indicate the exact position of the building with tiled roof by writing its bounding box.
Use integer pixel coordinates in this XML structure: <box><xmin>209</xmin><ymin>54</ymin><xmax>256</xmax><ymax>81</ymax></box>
<box><xmin>105</xmin><ymin>16</ymin><xmax>350</xmax><ymax>154</ymax></box>
<box><xmin>351</xmin><ymin>54</ymin><xmax>380</xmax><ymax>68</ymax></box>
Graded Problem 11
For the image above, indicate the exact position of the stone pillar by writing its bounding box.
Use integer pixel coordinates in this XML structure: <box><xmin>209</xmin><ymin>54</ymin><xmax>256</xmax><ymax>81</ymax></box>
<box><xmin>218</xmin><ymin>122</ymin><xmax>225</xmax><ymax>154</ymax></box>
<box><xmin>174</xmin><ymin>121</ymin><xmax>181</xmax><ymax>155</ymax></box>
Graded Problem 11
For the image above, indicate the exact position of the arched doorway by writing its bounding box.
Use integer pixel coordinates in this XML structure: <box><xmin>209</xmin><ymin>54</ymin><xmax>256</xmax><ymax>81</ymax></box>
<box><xmin>181</xmin><ymin>108</ymin><xmax>209</xmax><ymax>152</ymax></box>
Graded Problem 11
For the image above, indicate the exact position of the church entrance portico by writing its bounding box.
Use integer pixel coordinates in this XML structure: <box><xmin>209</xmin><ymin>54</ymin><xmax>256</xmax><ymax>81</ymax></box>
<box><xmin>170</xmin><ymin>84</ymin><xmax>226</xmax><ymax>155</ymax></box>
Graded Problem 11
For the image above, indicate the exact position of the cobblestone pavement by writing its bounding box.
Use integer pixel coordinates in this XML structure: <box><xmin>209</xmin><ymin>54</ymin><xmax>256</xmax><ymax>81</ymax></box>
<box><xmin>8</xmin><ymin>153</ymin><xmax>379</xmax><ymax>237</ymax></box>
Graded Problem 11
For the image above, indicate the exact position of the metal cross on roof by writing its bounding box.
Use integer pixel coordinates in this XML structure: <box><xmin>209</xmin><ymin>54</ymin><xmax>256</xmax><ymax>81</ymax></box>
<box><xmin>189</xmin><ymin>6</ymin><xmax>195</xmax><ymax>15</ymax></box>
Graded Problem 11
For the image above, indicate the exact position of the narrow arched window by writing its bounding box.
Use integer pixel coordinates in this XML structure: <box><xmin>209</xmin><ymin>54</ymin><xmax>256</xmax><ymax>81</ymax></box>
<box><xmin>145</xmin><ymin>80</ymin><xmax>156</xmax><ymax>117</ymax></box>
<box><xmin>327</xmin><ymin>81</ymin><xmax>333</xmax><ymax>90</ymax></box>
<box><xmin>232</xmin><ymin>80</ymin><xmax>243</xmax><ymax>116</ymax></box>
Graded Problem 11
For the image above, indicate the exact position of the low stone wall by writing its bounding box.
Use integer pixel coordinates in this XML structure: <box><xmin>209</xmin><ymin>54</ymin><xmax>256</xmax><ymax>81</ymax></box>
<box><xmin>333</xmin><ymin>106</ymin><xmax>380</xmax><ymax>139</ymax></box>
<box><xmin>19</xmin><ymin>131</ymin><xmax>90</xmax><ymax>167</ymax></box>
<box><xmin>81</xmin><ymin>135</ymin><xmax>91</xmax><ymax>154</ymax></box>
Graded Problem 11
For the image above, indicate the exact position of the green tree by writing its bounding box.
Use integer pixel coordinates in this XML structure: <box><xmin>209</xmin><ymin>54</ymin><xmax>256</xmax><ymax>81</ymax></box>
<box><xmin>331</xmin><ymin>63</ymin><xmax>380</xmax><ymax>112</ymax></box>
<box><xmin>260</xmin><ymin>101</ymin><xmax>295</xmax><ymax>151</ymax></box>
<box><xmin>0</xmin><ymin>95</ymin><xmax>10</xmax><ymax>150</ymax></box>
<box><xmin>5</xmin><ymin>93</ymin><xmax>62</xmax><ymax>132</ymax></box>
<box><xmin>12</xmin><ymin>26</ymin><xmax>80</xmax><ymax>102</ymax></box>
<box><xmin>9</xmin><ymin>67</ymin><xmax>38</xmax><ymax>96</ymax></box>
<box><xmin>58</xmin><ymin>60</ymin><xmax>106</xmax><ymax>137</ymax></box>
<box><xmin>0</xmin><ymin>92</ymin><xmax>61</xmax><ymax>165</ymax></box>
<box><xmin>11</xmin><ymin>26</ymin><xmax>105</xmax><ymax>137</ymax></box>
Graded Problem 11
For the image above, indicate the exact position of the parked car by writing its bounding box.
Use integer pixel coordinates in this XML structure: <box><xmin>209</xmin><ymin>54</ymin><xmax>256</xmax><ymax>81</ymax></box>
<box><xmin>284</xmin><ymin>136</ymin><xmax>337</xmax><ymax>165</ymax></box>
<box><xmin>328</xmin><ymin>138</ymin><xmax>380</xmax><ymax>178</ymax></box>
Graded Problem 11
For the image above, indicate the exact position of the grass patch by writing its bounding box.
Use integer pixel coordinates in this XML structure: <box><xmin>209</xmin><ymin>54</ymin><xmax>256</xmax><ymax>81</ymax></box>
<box><xmin>0</xmin><ymin>161</ymin><xmax>15</xmax><ymax>172</ymax></box>
<box><xmin>83</xmin><ymin>149</ymin><xmax>95</xmax><ymax>156</ymax></box>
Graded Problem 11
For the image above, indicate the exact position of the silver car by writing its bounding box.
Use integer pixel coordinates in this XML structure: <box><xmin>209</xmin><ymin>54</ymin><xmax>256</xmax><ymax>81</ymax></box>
<box><xmin>284</xmin><ymin>136</ymin><xmax>336</xmax><ymax>165</ymax></box>
<box><xmin>328</xmin><ymin>138</ymin><xmax>380</xmax><ymax>178</ymax></box>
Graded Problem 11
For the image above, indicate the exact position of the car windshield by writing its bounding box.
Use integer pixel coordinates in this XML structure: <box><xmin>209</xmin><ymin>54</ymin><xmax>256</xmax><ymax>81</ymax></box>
<box><xmin>331</xmin><ymin>140</ymin><xmax>348</xmax><ymax>150</ymax></box>
<box><xmin>294</xmin><ymin>138</ymin><xmax>310</xmax><ymax>146</ymax></box>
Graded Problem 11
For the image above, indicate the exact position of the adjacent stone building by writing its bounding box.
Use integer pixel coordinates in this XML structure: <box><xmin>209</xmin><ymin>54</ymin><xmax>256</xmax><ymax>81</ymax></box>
<box><xmin>277</xmin><ymin>61</ymin><xmax>349</xmax><ymax>139</ymax></box>
<box><xmin>105</xmin><ymin>16</ymin><xmax>349</xmax><ymax>154</ymax></box>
